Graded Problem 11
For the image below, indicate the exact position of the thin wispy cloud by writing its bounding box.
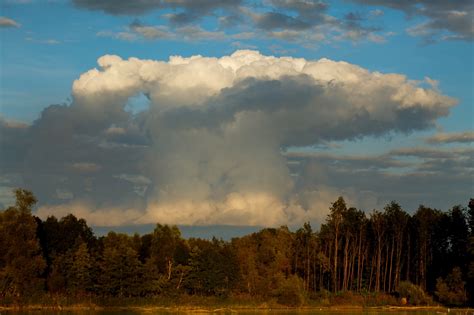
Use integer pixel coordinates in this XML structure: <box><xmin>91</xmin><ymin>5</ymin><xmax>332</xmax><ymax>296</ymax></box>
<box><xmin>425</xmin><ymin>131</ymin><xmax>474</xmax><ymax>144</ymax></box>
<box><xmin>25</xmin><ymin>37</ymin><xmax>61</xmax><ymax>44</ymax></box>
<box><xmin>0</xmin><ymin>16</ymin><xmax>21</xmax><ymax>28</ymax></box>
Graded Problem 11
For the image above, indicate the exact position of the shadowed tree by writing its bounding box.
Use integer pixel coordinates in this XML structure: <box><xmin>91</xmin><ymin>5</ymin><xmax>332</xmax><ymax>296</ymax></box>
<box><xmin>150</xmin><ymin>224</ymin><xmax>183</xmax><ymax>280</ymax></box>
<box><xmin>99</xmin><ymin>232</ymin><xmax>143</xmax><ymax>297</ymax></box>
<box><xmin>327</xmin><ymin>197</ymin><xmax>346</xmax><ymax>292</ymax></box>
<box><xmin>413</xmin><ymin>206</ymin><xmax>444</xmax><ymax>291</ymax></box>
<box><xmin>384</xmin><ymin>201</ymin><xmax>409</xmax><ymax>291</ymax></box>
<box><xmin>69</xmin><ymin>242</ymin><xmax>93</xmax><ymax>295</ymax></box>
<box><xmin>186</xmin><ymin>237</ymin><xmax>239</xmax><ymax>296</ymax></box>
<box><xmin>436</xmin><ymin>267</ymin><xmax>468</xmax><ymax>306</ymax></box>
<box><xmin>0</xmin><ymin>189</ymin><xmax>46</xmax><ymax>298</ymax></box>
<box><xmin>370</xmin><ymin>210</ymin><xmax>385</xmax><ymax>292</ymax></box>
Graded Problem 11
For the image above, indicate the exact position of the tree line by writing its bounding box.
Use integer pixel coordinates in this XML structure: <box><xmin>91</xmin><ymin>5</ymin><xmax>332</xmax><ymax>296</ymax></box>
<box><xmin>0</xmin><ymin>189</ymin><xmax>472</xmax><ymax>306</ymax></box>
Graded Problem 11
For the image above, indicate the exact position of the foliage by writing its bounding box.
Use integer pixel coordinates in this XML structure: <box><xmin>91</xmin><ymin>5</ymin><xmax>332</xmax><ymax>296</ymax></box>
<box><xmin>397</xmin><ymin>281</ymin><xmax>433</xmax><ymax>305</ymax></box>
<box><xmin>435</xmin><ymin>267</ymin><xmax>467</xmax><ymax>306</ymax></box>
<box><xmin>0</xmin><ymin>189</ymin><xmax>46</xmax><ymax>298</ymax></box>
<box><xmin>273</xmin><ymin>275</ymin><xmax>305</xmax><ymax>306</ymax></box>
<box><xmin>99</xmin><ymin>232</ymin><xmax>143</xmax><ymax>297</ymax></box>
<box><xmin>0</xmin><ymin>188</ymin><xmax>472</xmax><ymax>307</ymax></box>
<box><xmin>185</xmin><ymin>238</ymin><xmax>239</xmax><ymax>296</ymax></box>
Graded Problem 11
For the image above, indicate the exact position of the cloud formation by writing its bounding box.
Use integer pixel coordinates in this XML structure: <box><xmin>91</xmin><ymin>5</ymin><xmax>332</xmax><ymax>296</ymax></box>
<box><xmin>286</xmin><ymin>146</ymin><xmax>473</xmax><ymax>212</ymax></box>
<box><xmin>425</xmin><ymin>131</ymin><xmax>474</xmax><ymax>144</ymax></box>
<box><xmin>0</xmin><ymin>16</ymin><xmax>20</xmax><ymax>28</ymax></box>
<box><xmin>351</xmin><ymin>0</ymin><xmax>474</xmax><ymax>42</ymax></box>
<box><xmin>74</xmin><ymin>0</ymin><xmax>472</xmax><ymax>44</ymax></box>
<box><xmin>73</xmin><ymin>0</ymin><xmax>242</xmax><ymax>20</ymax></box>
<box><xmin>0</xmin><ymin>50</ymin><xmax>460</xmax><ymax>226</ymax></box>
<box><xmin>82</xmin><ymin>0</ymin><xmax>388</xmax><ymax>44</ymax></box>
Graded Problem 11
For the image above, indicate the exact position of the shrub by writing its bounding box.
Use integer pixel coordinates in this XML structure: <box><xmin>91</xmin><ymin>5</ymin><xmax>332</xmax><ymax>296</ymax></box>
<box><xmin>435</xmin><ymin>267</ymin><xmax>467</xmax><ymax>306</ymax></box>
<box><xmin>397</xmin><ymin>281</ymin><xmax>433</xmax><ymax>305</ymax></box>
<box><xmin>273</xmin><ymin>275</ymin><xmax>305</xmax><ymax>306</ymax></box>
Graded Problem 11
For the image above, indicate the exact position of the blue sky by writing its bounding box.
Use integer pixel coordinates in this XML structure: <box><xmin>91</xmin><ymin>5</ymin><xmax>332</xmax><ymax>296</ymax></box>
<box><xmin>0</xmin><ymin>0</ymin><xmax>473</xmax><ymax>229</ymax></box>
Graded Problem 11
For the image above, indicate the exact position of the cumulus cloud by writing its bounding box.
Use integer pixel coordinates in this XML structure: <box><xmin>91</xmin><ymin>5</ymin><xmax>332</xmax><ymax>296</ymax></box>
<box><xmin>0</xmin><ymin>16</ymin><xmax>20</xmax><ymax>28</ymax></box>
<box><xmin>0</xmin><ymin>51</ymin><xmax>460</xmax><ymax>226</ymax></box>
<box><xmin>425</xmin><ymin>131</ymin><xmax>474</xmax><ymax>144</ymax></box>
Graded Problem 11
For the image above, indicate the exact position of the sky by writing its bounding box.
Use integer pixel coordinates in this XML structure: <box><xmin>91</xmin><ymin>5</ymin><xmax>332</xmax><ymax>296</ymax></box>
<box><xmin>0</xmin><ymin>0</ymin><xmax>473</xmax><ymax>232</ymax></box>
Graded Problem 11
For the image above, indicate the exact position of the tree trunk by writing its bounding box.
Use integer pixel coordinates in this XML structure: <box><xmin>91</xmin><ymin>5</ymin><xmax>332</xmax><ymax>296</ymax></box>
<box><xmin>388</xmin><ymin>237</ymin><xmax>394</xmax><ymax>292</ymax></box>
<box><xmin>343</xmin><ymin>236</ymin><xmax>349</xmax><ymax>291</ymax></box>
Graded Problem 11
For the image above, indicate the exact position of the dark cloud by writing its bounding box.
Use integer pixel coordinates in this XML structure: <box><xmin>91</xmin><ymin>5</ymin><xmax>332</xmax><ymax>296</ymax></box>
<box><xmin>73</xmin><ymin>0</ymin><xmax>242</xmax><ymax>23</ymax></box>
<box><xmin>351</xmin><ymin>0</ymin><xmax>474</xmax><ymax>41</ymax></box>
<box><xmin>72</xmin><ymin>0</ymin><xmax>163</xmax><ymax>15</ymax></box>
<box><xmin>218</xmin><ymin>14</ymin><xmax>243</xmax><ymax>29</ymax></box>
<box><xmin>285</xmin><ymin>151</ymin><xmax>408</xmax><ymax>171</ymax></box>
<box><xmin>289</xmin><ymin>146</ymin><xmax>473</xmax><ymax>212</ymax></box>
<box><xmin>250</xmin><ymin>0</ymin><xmax>330</xmax><ymax>31</ymax></box>
<box><xmin>78</xmin><ymin>0</ymin><xmax>386</xmax><ymax>43</ymax></box>
<box><xmin>268</xmin><ymin>0</ymin><xmax>328</xmax><ymax>19</ymax></box>
<box><xmin>0</xmin><ymin>117</ymin><xmax>29</xmax><ymax>172</ymax></box>
<box><xmin>249</xmin><ymin>2</ymin><xmax>383</xmax><ymax>43</ymax></box>
<box><xmin>389</xmin><ymin>147</ymin><xmax>474</xmax><ymax>159</ymax></box>
<box><xmin>129</xmin><ymin>20</ymin><xmax>171</xmax><ymax>39</ymax></box>
<box><xmin>254</xmin><ymin>12</ymin><xmax>312</xmax><ymax>30</ymax></box>
<box><xmin>75</xmin><ymin>0</ymin><xmax>471</xmax><ymax>43</ymax></box>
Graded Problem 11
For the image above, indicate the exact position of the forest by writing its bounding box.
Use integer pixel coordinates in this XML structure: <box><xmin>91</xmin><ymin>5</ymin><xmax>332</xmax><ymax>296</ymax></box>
<box><xmin>0</xmin><ymin>188</ymin><xmax>472</xmax><ymax>307</ymax></box>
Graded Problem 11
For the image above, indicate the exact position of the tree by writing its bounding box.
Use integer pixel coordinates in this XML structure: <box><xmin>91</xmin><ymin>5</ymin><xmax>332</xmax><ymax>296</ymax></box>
<box><xmin>186</xmin><ymin>238</ymin><xmax>239</xmax><ymax>296</ymax></box>
<box><xmin>413</xmin><ymin>206</ymin><xmax>443</xmax><ymax>291</ymax></box>
<box><xmin>232</xmin><ymin>234</ymin><xmax>260</xmax><ymax>295</ymax></box>
<box><xmin>327</xmin><ymin>197</ymin><xmax>346</xmax><ymax>292</ymax></box>
<box><xmin>69</xmin><ymin>242</ymin><xmax>93</xmax><ymax>295</ymax></box>
<box><xmin>149</xmin><ymin>224</ymin><xmax>183</xmax><ymax>280</ymax></box>
<box><xmin>294</xmin><ymin>222</ymin><xmax>318</xmax><ymax>291</ymax></box>
<box><xmin>447</xmin><ymin>206</ymin><xmax>469</xmax><ymax>269</ymax></box>
<box><xmin>384</xmin><ymin>201</ymin><xmax>409</xmax><ymax>291</ymax></box>
<box><xmin>0</xmin><ymin>189</ymin><xmax>46</xmax><ymax>298</ymax></box>
<box><xmin>370</xmin><ymin>210</ymin><xmax>385</xmax><ymax>292</ymax></box>
<box><xmin>99</xmin><ymin>232</ymin><xmax>143</xmax><ymax>297</ymax></box>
